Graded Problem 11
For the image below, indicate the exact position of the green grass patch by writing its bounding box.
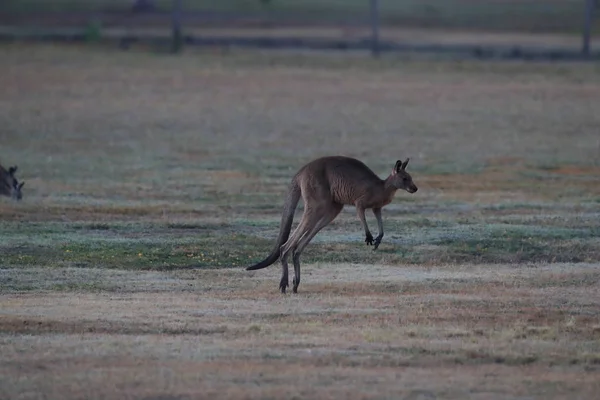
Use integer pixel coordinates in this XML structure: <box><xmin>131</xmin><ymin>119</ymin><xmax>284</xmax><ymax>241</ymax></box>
<box><xmin>0</xmin><ymin>221</ymin><xmax>271</xmax><ymax>270</ymax></box>
<box><xmin>435</xmin><ymin>227</ymin><xmax>599</xmax><ymax>264</ymax></box>
<box><xmin>2</xmin><ymin>216</ymin><xmax>599</xmax><ymax>273</ymax></box>
<box><xmin>49</xmin><ymin>281</ymin><xmax>110</xmax><ymax>292</ymax></box>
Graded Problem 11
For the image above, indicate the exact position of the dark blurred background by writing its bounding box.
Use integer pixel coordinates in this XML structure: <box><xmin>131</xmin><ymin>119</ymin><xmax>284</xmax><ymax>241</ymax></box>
<box><xmin>0</xmin><ymin>0</ymin><xmax>598</xmax><ymax>58</ymax></box>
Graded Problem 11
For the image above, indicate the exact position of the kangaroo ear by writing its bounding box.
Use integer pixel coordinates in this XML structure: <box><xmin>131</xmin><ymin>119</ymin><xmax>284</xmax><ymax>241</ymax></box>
<box><xmin>394</xmin><ymin>160</ymin><xmax>402</xmax><ymax>173</ymax></box>
<box><xmin>8</xmin><ymin>166</ymin><xmax>17</xmax><ymax>176</ymax></box>
<box><xmin>401</xmin><ymin>158</ymin><xmax>410</xmax><ymax>170</ymax></box>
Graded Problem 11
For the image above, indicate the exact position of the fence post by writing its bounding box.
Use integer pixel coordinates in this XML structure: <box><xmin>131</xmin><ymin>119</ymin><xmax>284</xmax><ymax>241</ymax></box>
<box><xmin>582</xmin><ymin>0</ymin><xmax>597</xmax><ymax>57</ymax></box>
<box><xmin>171</xmin><ymin>0</ymin><xmax>183</xmax><ymax>53</ymax></box>
<box><xmin>369</xmin><ymin>0</ymin><xmax>380</xmax><ymax>58</ymax></box>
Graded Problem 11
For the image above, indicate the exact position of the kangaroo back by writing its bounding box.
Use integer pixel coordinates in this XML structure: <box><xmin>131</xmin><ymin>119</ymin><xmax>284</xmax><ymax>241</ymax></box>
<box><xmin>319</xmin><ymin>156</ymin><xmax>383</xmax><ymax>205</ymax></box>
<box><xmin>246</xmin><ymin>177</ymin><xmax>301</xmax><ymax>270</ymax></box>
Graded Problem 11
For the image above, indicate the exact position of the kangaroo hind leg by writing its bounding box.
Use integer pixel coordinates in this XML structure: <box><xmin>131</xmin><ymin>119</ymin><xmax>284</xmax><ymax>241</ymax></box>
<box><xmin>292</xmin><ymin>202</ymin><xmax>343</xmax><ymax>294</ymax></box>
<box><xmin>279</xmin><ymin>208</ymin><xmax>320</xmax><ymax>294</ymax></box>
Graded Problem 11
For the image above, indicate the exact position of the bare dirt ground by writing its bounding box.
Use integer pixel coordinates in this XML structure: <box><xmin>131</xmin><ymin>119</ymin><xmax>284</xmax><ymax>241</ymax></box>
<box><xmin>0</xmin><ymin>43</ymin><xmax>599</xmax><ymax>399</ymax></box>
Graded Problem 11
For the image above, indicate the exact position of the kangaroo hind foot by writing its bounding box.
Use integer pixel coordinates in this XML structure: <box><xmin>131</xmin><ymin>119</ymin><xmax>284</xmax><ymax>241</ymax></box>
<box><xmin>365</xmin><ymin>232</ymin><xmax>374</xmax><ymax>246</ymax></box>
<box><xmin>279</xmin><ymin>275</ymin><xmax>289</xmax><ymax>294</ymax></box>
<box><xmin>373</xmin><ymin>234</ymin><xmax>383</xmax><ymax>250</ymax></box>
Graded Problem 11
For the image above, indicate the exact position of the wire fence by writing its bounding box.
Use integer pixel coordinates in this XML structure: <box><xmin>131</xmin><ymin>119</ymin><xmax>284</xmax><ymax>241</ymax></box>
<box><xmin>0</xmin><ymin>0</ymin><xmax>598</xmax><ymax>60</ymax></box>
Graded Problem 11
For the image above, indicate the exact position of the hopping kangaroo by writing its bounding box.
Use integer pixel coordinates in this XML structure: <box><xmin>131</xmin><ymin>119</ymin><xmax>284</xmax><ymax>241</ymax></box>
<box><xmin>0</xmin><ymin>163</ymin><xmax>25</xmax><ymax>201</ymax></box>
<box><xmin>246</xmin><ymin>156</ymin><xmax>418</xmax><ymax>293</ymax></box>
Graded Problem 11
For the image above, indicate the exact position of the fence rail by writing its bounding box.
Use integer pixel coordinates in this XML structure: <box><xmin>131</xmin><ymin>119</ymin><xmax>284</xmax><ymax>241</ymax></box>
<box><xmin>0</xmin><ymin>0</ymin><xmax>597</xmax><ymax>60</ymax></box>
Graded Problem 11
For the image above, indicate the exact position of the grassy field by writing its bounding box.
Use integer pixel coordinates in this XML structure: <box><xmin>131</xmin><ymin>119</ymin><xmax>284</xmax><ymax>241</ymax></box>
<box><xmin>1</xmin><ymin>0</ymin><xmax>596</xmax><ymax>34</ymax></box>
<box><xmin>1</xmin><ymin>43</ymin><xmax>600</xmax><ymax>399</ymax></box>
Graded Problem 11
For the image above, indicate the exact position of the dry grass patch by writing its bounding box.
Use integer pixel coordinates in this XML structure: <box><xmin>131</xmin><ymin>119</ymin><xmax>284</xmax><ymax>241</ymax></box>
<box><xmin>2</xmin><ymin>263</ymin><xmax>600</xmax><ymax>399</ymax></box>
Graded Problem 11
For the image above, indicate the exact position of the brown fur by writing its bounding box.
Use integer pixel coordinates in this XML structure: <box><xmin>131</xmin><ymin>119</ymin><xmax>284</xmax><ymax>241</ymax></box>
<box><xmin>246</xmin><ymin>156</ymin><xmax>418</xmax><ymax>293</ymax></box>
<box><xmin>0</xmin><ymin>163</ymin><xmax>25</xmax><ymax>201</ymax></box>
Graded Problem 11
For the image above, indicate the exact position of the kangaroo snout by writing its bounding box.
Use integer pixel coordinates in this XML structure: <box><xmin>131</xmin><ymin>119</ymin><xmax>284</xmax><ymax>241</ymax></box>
<box><xmin>407</xmin><ymin>185</ymin><xmax>418</xmax><ymax>193</ymax></box>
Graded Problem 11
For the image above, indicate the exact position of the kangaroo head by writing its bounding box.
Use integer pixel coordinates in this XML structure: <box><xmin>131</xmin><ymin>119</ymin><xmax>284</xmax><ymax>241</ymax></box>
<box><xmin>389</xmin><ymin>158</ymin><xmax>418</xmax><ymax>193</ymax></box>
<box><xmin>1</xmin><ymin>165</ymin><xmax>25</xmax><ymax>201</ymax></box>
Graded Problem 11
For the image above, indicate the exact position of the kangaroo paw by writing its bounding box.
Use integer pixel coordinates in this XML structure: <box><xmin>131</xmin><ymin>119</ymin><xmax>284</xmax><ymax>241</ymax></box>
<box><xmin>365</xmin><ymin>233</ymin><xmax>374</xmax><ymax>246</ymax></box>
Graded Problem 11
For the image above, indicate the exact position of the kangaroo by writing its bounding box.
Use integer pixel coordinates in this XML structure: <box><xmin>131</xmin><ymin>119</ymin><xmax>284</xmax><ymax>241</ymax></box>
<box><xmin>0</xmin><ymin>163</ymin><xmax>25</xmax><ymax>201</ymax></box>
<box><xmin>246</xmin><ymin>156</ymin><xmax>418</xmax><ymax>294</ymax></box>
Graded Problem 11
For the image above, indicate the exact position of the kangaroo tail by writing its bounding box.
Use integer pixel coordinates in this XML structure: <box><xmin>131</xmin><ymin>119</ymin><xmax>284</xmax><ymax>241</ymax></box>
<box><xmin>246</xmin><ymin>178</ymin><xmax>301</xmax><ymax>271</ymax></box>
